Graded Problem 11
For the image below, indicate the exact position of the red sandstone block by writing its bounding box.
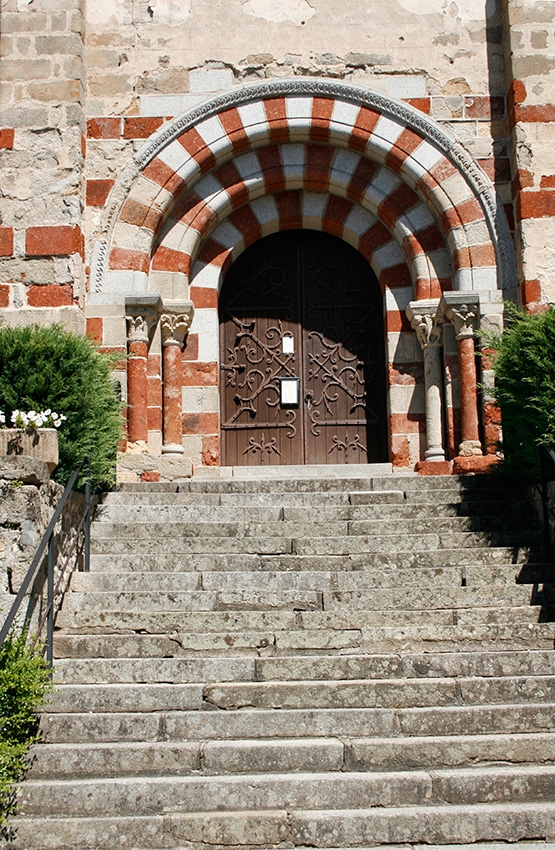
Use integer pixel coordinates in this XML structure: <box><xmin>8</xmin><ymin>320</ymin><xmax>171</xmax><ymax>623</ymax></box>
<box><xmin>0</xmin><ymin>129</ymin><xmax>15</xmax><ymax>149</ymax></box>
<box><xmin>151</xmin><ymin>246</ymin><xmax>190</xmax><ymax>275</ymax></box>
<box><xmin>0</xmin><ymin>227</ymin><xmax>14</xmax><ymax>257</ymax></box>
<box><xmin>87</xmin><ymin>118</ymin><xmax>122</xmax><ymax>139</ymax></box>
<box><xmin>390</xmin><ymin>435</ymin><xmax>410</xmax><ymax>468</ymax></box>
<box><xmin>26</xmin><ymin>225</ymin><xmax>83</xmax><ymax>257</ymax></box>
<box><xmin>202</xmin><ymin>435</ymin><xmax>220</xmax><ymax>467</ymax></box>
<box><xmin>541</xmin><ymin>175</ymin><xmax>555</xmax><ymax>189</ymax></box>
<box><xmin>86</xmin><ymin>179</ymin><xmax>114</xmax><ymax>207</ymax></box>
<box><xmin>406</xmin><ymin>98</ymin><xmax>430</xmax><ymax>114</ymax></box>
<box><xmin>147</xmin><ymin>377</ymin><xmax>161</xmax><ymax>407</ymax></box>
<box><xmin>141</xmin><ymin>470</ymin><xmax>160</xmax><ymax>482</ymax></box>
<box><xmin>190</xmin><ymin>287</ymin><xmax>218</xmax><ymax>309</ymax></box>
<box><xmin>390</xmin><ymin>412</ymin><xmax>425</xmax><ymax>433</ymax></box>
<box><xmin>182</xmin><ymin>334</ymin><xmax>199</xmax><ymax>362</ymax></box>
<box><xmin>389</xmin><ymin>363</ymin><xmax>423</xmax><ymax>387</ymax></box>
<box><xmin>452</xmin><ymin>455</ymin><xmax>499</xmax><ymax>475</ymax></box>
<box><xmin>522</xmin><ymin>278</ymin><xmax>542</xmax><ymax>306</ymax></box>
<box><xmin>385</xmin><ymin>309</ymin><xmax>411</xmax><ymax>333</ymax></box>
<box><xmin>182</xmin><ymin>412</ymin><xmax>218</xmax><ymax>434</ymax></box>
<box><xmin>120</xmin><ymin>198</ymin><xmax>162</xmax><ymax>232</ymax></box>
<box><xmin>515</xmin><ymin>104</ymin><xmax>555</xmax><ymax>123</ymax></box>
<box><xmin>109</xmin><ymin>247</ymin><xmax>150</xmax><ymax>273</ymax></box>
<box><xmin>147</xmin><ymin>354</ymin><xmax>161</xmax><ymax>376</ymax></box>
<box><xmin>520</xmin><ymin>190</ymin><xmax>555</xmax><ymax>219</ymax></box>
<box><xmin>381</xmin><ymin>264</ymin><xmax>412</xmax><ymax>290</ymax></box>
<box><xmin>81</xmin><ymin>133</ymin><xmax>86</xmax><ymax>158</ymax></box>
<box><xmin>27</xmin><ymin>284</ymin><xmax>74</xmax><ymax>307</ymax></box>
<box><xmin>478</xmin><ymin>158</ymin><xmax>511</xmax><ymax>184</ymax></box>
<box><xmin>416</xmin><ymin>460</ymin><xmax>453</xmax><ymax>476</ymax></box>
<box><xmin>123</xmin><ymin>117</ymin><xmax>164</xmax><ymax>139</ymax></box>
<box><xmin>86</xmin><ymin>317</ymin><xmax>103</xmax><ymax>343</ymax></box>
<box><xmin>465</xmin><ymin>96</ymin><xmax>505</xmax><ymax>120</ymax></box>
<box><xmin>183</xmin><ymin>361</ymin><xmax>218</xmax><ymax>387</ymax></box>
<box><xmin>0</xmin><ymin>285</ymin><xmax>10</xmax><ymax>308</ymax></box>
<box><xmin>147</xmin><ymin>407</ymin><xmax>162</xmax><ymax>430</ymax></box>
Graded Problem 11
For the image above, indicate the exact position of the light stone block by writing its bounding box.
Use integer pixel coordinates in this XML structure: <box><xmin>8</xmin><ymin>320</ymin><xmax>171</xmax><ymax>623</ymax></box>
<box><xmin>189</xmin><ymin>68</ymin><xmax>233</xmax><ymax>93</ymax></box>
<box><xmin>140</xmin><ymin>95</ymin><xmax>184</xmax><ymax>117</ymax></box>
<box><xmin>190</xmin><ymin>262</ymin><xmax>221</xmax><ymax>290</ymax></box>
<box><xmin>388</xmin><ymin>75</ymin><xmax>427</xmax><ymax>98</ymax></box>
<box><xmin>182</xmin><ymin>387</ymin><xmax>203</xmax><ymax>413</ymax></box>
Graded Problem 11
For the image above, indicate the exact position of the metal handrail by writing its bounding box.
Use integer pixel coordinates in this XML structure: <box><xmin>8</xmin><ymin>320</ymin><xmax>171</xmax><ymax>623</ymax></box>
<box><xmin>0</xmin><ymin>458</ymin><xmax>93</xmax><ymax>665</ymax></box>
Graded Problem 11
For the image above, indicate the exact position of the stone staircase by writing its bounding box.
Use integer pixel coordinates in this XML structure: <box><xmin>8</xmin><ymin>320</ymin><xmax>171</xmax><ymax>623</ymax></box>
<box><xmin>10</xmin><ymin>469</ymin><xmax>555</xmax><ymax>849</ymax></box>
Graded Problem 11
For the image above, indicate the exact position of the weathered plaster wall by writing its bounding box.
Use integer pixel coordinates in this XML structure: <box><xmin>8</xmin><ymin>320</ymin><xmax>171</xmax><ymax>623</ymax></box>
<box><xmin>502</xmin><ymin>0</ymin><xmax>555</xmax><ymax>309</ymax></box>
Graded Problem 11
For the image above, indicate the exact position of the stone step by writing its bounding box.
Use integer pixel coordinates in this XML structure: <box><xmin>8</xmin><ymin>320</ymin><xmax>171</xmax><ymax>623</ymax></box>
<box><xmin>55</xmin><ymin>605</ymin><xmax>548</xmax><ymax>634</ymax></box>
<box><xmin>90</xmin><ymin>532</ymin><xmax>543</xmax><ymax>556</ymax></box>
<box><xmin>27</xmin><ymin>731</ymin><xmax>555</xmax><ymax>780</ymax></box>
<box><xmin>70</xmin><ymin>564</ymin><xmax>541</xmax><ymax>593</ymax></box>
<box><xmin>10</xmin><ymin>803</ymin><xmax>555</xmax><ymax>850</ymax></box>
<box><xmin>94</xmin><ymin>502</ymin><xmax>537</xmax><ymax>525</ymax></box>
<box><xmin>59</xmin><ymin>585</ymin><xmax>539</xmax><ymax>615</ymax></box>
<box><xmin>53</xmin><ymin>649</ymin><xmax>555</xmax><ymax>685</ymax></box>
<box><xmin>45</xmin><ymin>675</ymin><xmax>555</xmax><ymax>714</ymax></box>
<box><xmin>52</xmin><ymin>622</ymin><xmax>555</xmax><ymax>658</ymax></box>
<box><xmin>39</xmin><ymin>702</ymin><xmax>555</xmax><ymax>744</ymax></box>
<box><xmin>90</xmin><ymin>517</ymin><xmax>540</xmax><ymax>540</ymax></box>
<box><xmin>17</xmin><ymin>767</ymin><xmax>555</xmax><ymax>818</ymax></box>
<box><xmin>88</xmin><ymin>547</ymin><xmax>536</xmax><ymax>571</ymax></box>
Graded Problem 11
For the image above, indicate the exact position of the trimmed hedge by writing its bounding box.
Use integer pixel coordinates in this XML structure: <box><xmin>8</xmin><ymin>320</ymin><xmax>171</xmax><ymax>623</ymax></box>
<box><xmin>0</xmin><ymin>325</ymin><xmax>123</xmax><ymax>488</ymax></box>
<box><xmin>490</xmin><ymin>305</ymin><xmax>555</xmax><ymax>479</ymax></box>
<box><xmin>0</xmin><ymin>633</ymin><xmax>51</xmax><ymax>838</ymax></box>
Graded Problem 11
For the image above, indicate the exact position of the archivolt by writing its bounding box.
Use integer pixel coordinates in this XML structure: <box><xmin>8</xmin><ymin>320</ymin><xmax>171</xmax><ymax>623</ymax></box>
<box><xmin>92</xmin><ymin>79</ymin><xmax>514</xmax><ymax>299</ymax></box>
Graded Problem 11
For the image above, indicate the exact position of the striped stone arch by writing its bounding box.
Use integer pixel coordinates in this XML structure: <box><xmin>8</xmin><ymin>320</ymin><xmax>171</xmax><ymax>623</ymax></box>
<box><xmin>92</xmin><ymin>78</ymin><xmax>515</xmax><ymax>303</ymax></box>
<box><xmin>90</xmin><ymin>79</ymin><xmax>514</xmax><ymax>469</ymax></box>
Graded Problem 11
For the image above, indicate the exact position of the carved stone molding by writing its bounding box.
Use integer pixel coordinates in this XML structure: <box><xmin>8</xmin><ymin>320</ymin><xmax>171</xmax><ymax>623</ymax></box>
<box><xmin>441</xmin><ymin>293</ymin><xmax>480</xmax><ymax>340</ymax></box>
<box><xmin>160</xmin><ymin>301</ymin><xmax>195</xmax><ymax>348</ymax></box>
<box><xmin>406</xmin><ymin>300</ymin><xmax>443</xmax><ymax>350</ymax></box>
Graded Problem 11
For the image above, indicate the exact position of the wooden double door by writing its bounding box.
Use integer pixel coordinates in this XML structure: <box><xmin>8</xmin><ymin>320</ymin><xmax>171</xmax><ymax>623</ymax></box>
<box><xmin>219</xmin><ymin>230</ymin><xmax>387</xmax><ymax>466</ymax></box>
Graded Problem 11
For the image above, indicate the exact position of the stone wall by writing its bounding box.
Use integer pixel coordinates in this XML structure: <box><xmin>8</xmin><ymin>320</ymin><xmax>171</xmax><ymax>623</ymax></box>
<box><xmin>0</xmin><ymin>456</ymin><xmax>84</xmax><ymax>641</ymax></box>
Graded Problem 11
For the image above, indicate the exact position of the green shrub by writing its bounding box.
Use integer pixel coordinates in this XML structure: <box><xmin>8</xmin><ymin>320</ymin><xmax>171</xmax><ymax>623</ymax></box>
<box><xmin>488</xmin><ymin>304</ymin><xmax>555</xmax><ymax>479</ymax></box>
<box><xmin>0</xmin><ymin>324</ymin><xmax>123</xmax><ymax>488</ymax></box>
<box><xmin>0</xmin><ymin>633</ymin><xmax>51</xmax><ymax>837</ymax></box>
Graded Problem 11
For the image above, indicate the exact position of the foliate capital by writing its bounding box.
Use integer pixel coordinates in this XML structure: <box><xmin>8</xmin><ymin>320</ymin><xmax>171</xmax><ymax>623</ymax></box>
<box><xmin>126</xmin><ymin>315</ymin><xmax>149</xmax><ymax>344</ymax></box>
<box><xmin>161</xmin><ymin>301</ymin><xmax>195</xmax><ymax>348</ymax></box>
<box><xmin>441</xmin><ymin>293</ymin><xmax>480</xmax><ymax>341</ymax></box>
<box><xmin>406</xmin><ymin>300</ymin><xmax>443</xmax><ymax>350</ymax></box>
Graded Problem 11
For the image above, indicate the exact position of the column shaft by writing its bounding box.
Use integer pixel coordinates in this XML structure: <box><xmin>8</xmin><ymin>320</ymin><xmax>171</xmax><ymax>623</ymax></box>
<box><xmin>162</xmin><ymin>342</ymin><xmax>183</xmax><ymax>451</ymax></box>
<box><xmin>458</xmin><ymin>335</ymin><xmax>480</xmax><ymax>445</ymax></box>
<box><xmin>127</xmin><ymin>339</ymin><xmax>148</xmax><ymax>443</ymax></box>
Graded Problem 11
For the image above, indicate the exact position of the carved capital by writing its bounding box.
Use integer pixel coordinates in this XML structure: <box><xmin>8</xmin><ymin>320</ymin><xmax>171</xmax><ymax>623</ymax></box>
<box><xmin>441</xmin><ymin>293</ymin><xmax>480</xmax><ymax>341</ymax></box>
<box><xmin>126</xmin><ymin>315</ymin><xmax>149</xmax><ymax>345</ymax></box>
<box><xmin>125</xmin><ymin>294</ymin><xmax>163</xmax><ymax>346</ymax></box>
<box><xmin>406</xmin><ymin>300</ymin><xmax>442</xmax><ymax>350</ymax></box>
<box><xmin>160</xmin><ymin>301</ymin><xmax>194</xmax><ymax>348</ymax></box>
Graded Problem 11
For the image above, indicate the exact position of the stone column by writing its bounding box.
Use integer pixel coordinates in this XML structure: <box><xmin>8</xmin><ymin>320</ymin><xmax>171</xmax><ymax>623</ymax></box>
<box><xmin>125</xmin><ymin>295</ymin><xmax>162</xmax><ymax>447</ymax></box>
<box><xmin>441</xmin><ymin>293</ymin><xmax>482</xmax><ymax>457</ymax></box>
<box><xmin>126</xmin><ymin>316</ymin><xmax>149</xmax><ymax>445</ymax></box>
<box><xmin>407</xmin><ymin>300</ymin><xmax>445</xmax><ymax>462</ymax></box>
<box><xmin>161</xmin><ymin>302</ymin><xmax>194</xmax><ymax>455</ymax></box>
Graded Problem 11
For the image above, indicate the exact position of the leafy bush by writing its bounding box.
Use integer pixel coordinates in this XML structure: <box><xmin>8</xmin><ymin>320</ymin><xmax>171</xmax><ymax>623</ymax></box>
<box><xmin>489</xmin><ymin>304</ymin><xmax>555</xmax><ymax>479</ymax></box>
<box><xmin>0</xmin><ymin>633</ymin><xmax>51</xmax><ymax>838</ymax></box>
<box><xmin>0</xmin><ymin>325</ymin><xmax>123</xmax><ymax>488</ymax></box>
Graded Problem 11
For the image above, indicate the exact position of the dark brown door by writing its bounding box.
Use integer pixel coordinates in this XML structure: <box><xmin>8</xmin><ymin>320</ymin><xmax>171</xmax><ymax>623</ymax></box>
<box><xmin>219</xmin><ymin>230</ymin><xmax>387</xmax><ymax>466</ymax></box>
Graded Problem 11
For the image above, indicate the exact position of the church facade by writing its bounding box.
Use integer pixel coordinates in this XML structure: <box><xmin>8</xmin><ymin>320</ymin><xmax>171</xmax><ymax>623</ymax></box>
<box><xmin>1</xmin><ymin>0</ymin><xmax>553</xmax><ymax>478</ymax></box>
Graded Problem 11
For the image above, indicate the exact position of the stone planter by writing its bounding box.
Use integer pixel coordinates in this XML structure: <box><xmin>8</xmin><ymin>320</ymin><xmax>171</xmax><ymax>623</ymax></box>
<box><xmin>0</xmin><ymin>428</ymin><xmax>59</xmax><ymax>472</ymax></box>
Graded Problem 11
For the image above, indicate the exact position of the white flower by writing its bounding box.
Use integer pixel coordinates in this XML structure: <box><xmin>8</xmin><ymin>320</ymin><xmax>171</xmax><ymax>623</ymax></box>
<box><xmin>0</xmin><ymin>411</ymin><xmax>5</xmax><ymax>426</ymax></box>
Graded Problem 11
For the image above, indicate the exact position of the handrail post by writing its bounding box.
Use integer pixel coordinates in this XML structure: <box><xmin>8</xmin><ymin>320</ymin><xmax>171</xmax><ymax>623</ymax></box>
<box><xmin>540</xmin><ymin>448</ymin><xmax>553</xmax><ymax>568</ymax></box>
<box><xmin>84</xmin><ymin>457</ymin><xmax>91</xmax><ymax>573</ymax></box>
<box><xmin>46</xmin><ymin>534</ymin><xmax>55</xmax><ymax>667</ymax></box>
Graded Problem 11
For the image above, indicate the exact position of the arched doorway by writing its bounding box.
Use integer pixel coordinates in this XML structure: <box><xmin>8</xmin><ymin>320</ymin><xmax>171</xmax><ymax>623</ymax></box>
<box><xmin>219</xmin><ymin>230</ymin><xmax>388</xmax><ymax>466</ymax></box>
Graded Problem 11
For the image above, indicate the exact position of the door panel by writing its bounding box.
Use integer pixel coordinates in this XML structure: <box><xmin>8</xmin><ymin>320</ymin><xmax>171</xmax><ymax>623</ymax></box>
<box><xmin>220</xmin><ymin>230</ymin><xmax>387</xmax><ymax>466</ymax></box>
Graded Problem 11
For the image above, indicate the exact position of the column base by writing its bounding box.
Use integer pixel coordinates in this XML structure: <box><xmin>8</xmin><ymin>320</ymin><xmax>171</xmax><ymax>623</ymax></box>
<box><xmin>458</xmin><ymin>439</ymin><xmax>483</xmax><ymax>457</ymax></box>
<box><xmin>453</xmin><ymin>455</ymin><xmax>499</xmax><ymax>475</ymax></box>
<box><xmin>161</xmin><ymin>443</ymin><xmax>184</xmax><ymax>455</ymax></box>
<box><xmin>424</xmin><ymin>446</ymin><xmax>446</xmax><ymax>461</ymax></box>
<box><xmin>415</xmin><ymin>460</ymin><xmax>453</xmax><ymax>476</ymax></box>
